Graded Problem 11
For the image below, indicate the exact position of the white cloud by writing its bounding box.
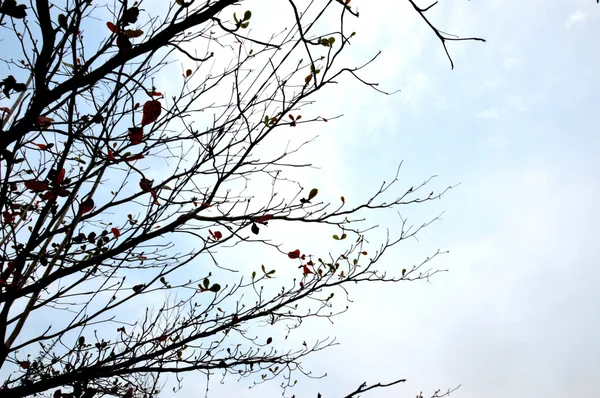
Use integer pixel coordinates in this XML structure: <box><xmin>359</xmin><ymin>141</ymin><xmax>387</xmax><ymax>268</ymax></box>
<box><xmin>503</xmin><ymin>57</ymin><xmax>518</xmax><ymax>69</ymax></box>
<box><xmin>482</xmin><ymin>134</ymin><xmax>508</xmax><ymax>151</ymax></box>
<box><xmin>565</xmin><ymin>10</ymin><xmax>587</xmax><ymax>28</ymax></box>
<box><xmin>477</xmin><ymin>108</ymin><xmax>500</xmax><ymax>119</ymax></box>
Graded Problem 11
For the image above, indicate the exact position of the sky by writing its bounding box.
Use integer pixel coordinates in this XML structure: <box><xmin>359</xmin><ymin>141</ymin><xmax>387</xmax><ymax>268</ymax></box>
<box><xmin>185</xmin><ymin>0</ymin><xmax>599</xmax><ymax>397</ymax></box>
<box><xmin>3</xmin><ymin>0</ymin><xmax>599</xmax><ymax>397</ymax></box>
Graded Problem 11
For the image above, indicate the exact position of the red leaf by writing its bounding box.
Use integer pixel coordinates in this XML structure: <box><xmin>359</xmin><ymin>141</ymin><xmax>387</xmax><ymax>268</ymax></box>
<box><xmin>158</xmin><ymin>334</ymin><xmax>168</xmax><ymax>342</ymax></box>
<box><xmin>111</xmin><ymin>227</ymin><xmax>121</xmax><ymax>238</ymax></box>
<box><xmin>40</xmin><ymin>191</ymin><xmax>57</xmax><ymax>201</ymax></box>
<box><xmin>124</xmin><ymin>153</ymin><xmax>144</xmax><ymax>162</ymax></box>
<box><xmin>36</xmin><ymin>116</ymin><xmax>54</xmax><ymax>127</ymax></box>
<box><xmin>151</xmin><ymin>189</ymin><xmax>159</xmax><ymax>205</ymax></box>
<box><xmin>20</xmin><ymin>361</ymin><xmax>30</xmax><ymax>369</ymax></box>
<box><xmin>200</xmin><ymin>202</ymin><xmax>211</xmax><ymax>208</ymax></box>
<box><xmin>185</xmin><ymin>69</ymin><xmax>192</xmax><ymax>77</ymax></box>
<box><xmin>128</xmin><ymin>127</ymin><xmax>143</xmax><ymax>145</ymax></box>
<box><xmin>106</xmin><ymin>21</ymin><xmax>118</xmax><ymax>33</ymax></box>
<box><xmin>57</xmin><ymin>189</ymin><xmax>70</xmax><ymax>197</ymax></box>
<box><xmin>3</xmin><ymin>211</ymin><xmax>15</xmax><ymax>223</ymax></box>
<box><xmin>288</xmin><ymin>249</ymin><xmax>300</xmax><ymax>259</ymax></box>
<box><xmin>79</xmin><ymin>198</ymin><xmax>94</xmax><ymax>214</ymax></box>
<box><xmin>256</xmin><ymin>214</ymin><xmax>273</xmax><ymax>224</ymax></box>
<box><xmin>56</xmin><ymin>168</ymin><xmax>65</xmax><ymax>185</ymax></box>
<box><xmin>302</xmin><ymin>265</ymin><xmax>313</xmax><ymax>275</ymax></box>
<box><xmin>213</xmin><ymin>230</ymin><xmax>222</xmax><ymax>240</ymax></box>
<box><xmin>150</xmin><ymin>91</ymin><xmax>163</xmax><ymax>97</ymax></box>
<box><xmin>141</xmin><ymin>100</ymin><xmax>161</xmax><ymax>126</ymax></box>
<box><xmin>34</xmin><ymin>143</ymin><xmax>47</xmax><ymax>150</ymax></box>
<box><xmin>24</xmin><ymin>180</ymin><xmax>49</xmax><ymax>192</ymax></box>
<box><xmin>108</xmin><ymin>149</ymin><xmax>115</xmax><ymax>161</ymax></box>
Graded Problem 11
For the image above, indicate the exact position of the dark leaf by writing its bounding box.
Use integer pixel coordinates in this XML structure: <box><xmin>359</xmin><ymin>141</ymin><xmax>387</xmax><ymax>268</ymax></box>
<box><xmin>124</xmin><ymin>153</ymin><xmax>144</xmax><ymax>162</ymax></box>
<box><xmin>128</xmin><ymin>127</ymin><xmax>143</xmax><ymax>145</ymax></box>
<box><xmin>288</xmin><ymin>249</ymin><xmax>300</xmax><ymax>259</ymax></box>
<box><xmin>36</xmin><ymin>116</ymin><xmax>54</xmax><ymax>127</ymax></box>
<box><xmin>79</xmin><ymin>198</ymin><xmax>94</xmax><ymax>214</ymax></box>
<box><xmin>141</xmin><ymin>100</ymin><xmax>161</xmax><ymax>125</ymax></box>
<box><xmin>56</xmin><ymin>168</ymin><xmax>65</xmax><ymax>185</ymax></box>
<box><xmin>116</xmin><ymin>34</ymin><xmax>132</xmax><ymax>53</ymax></box>
<box><xmin>0</xmin><ymin>0</ymin><xmax>27</xmax><ymax>19</ymax></box>
<box><xmin>123</xmin><ymin>29</ymin><xmax>143</xmax><ymax>38</ymax></box>
<box><xmin>139</xmin><ymin>178</ymin><xmax>153</xmax><ymax>192</ymax></box>
<box><xmin>1</xmin><ymin>75</ymin><xmax>26</xmax><ymax>98</ymax></box>
<box><xmin>24</xmin><ymin>180</ymin><xmax>49</xmax><ymax>192</ymax></box>
<box><xmin>132</xmin><ymin>284</ymin><xmax>144</xmax><ymax>293</ymax></box>
<box><xmin>257</xmin><ymin>214</ymin><xmax>273</xmax><ymax>224</ymax></box>
<box><xmin>121</xmin><ymin>7</ymin><xmax>139</xmax><ymax>24</ymax></box>
<box><xmin>40</xmin><ymin>191</ymin><xmax>57</xmax><ymax>201</ymax></box>
<box><xmin>58</xmin><ymin>14</ymin><xmax>68</xmax><ymax>30</ymax></box>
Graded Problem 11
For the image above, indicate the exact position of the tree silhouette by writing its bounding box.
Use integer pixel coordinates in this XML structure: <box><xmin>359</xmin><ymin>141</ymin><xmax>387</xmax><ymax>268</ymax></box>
<box><xmin>0</xmin><ymin>1</ymin><xmax>483</xmax><ymax>397</ymax></box>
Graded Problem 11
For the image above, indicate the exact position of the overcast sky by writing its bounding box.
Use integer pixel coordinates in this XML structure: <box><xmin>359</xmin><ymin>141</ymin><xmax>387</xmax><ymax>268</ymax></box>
<box><xmin>173</xmin><ymin>0</ymin><xmax>600</xmax><ymax>397</ymax></box>
<box><xmin>6</xmin><ymin>0</ymin><xmax>597</xmax><ymax>397</ymax></box>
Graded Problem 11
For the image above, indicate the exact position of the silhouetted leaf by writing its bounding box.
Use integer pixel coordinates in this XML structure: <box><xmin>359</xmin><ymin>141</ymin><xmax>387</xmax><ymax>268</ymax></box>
<box><xmin>58</xmin><ymin>14</ymin><xmax>68</xmax><ymax>30</ymax></box>
<box><xmin>0</xmin><ymin>0</ymin><xmax>27</xmax><ymax>19</ymax></box>
<box><xmin>124</xmin><ymin>29</ymin><xmax>143</xmax><ymax>38</ymax></box>
<box><xmin>128</xmin><ymin>127</ymin><xmax>143</xmax><ymax>145</ymax></box>
<box><xmin>24</xmin><ymin>180</ymin><xmax>49</xmax><ymax>192</ymax></box>
<box><xmin>79</xmin><ymin>198</ymin><xmax>94</xmax><ymax>214</ymax></box>
<box><xmin>141</xmin><ymin>100</ymin><xmax>161</xmax><ymax>125</ymax></box>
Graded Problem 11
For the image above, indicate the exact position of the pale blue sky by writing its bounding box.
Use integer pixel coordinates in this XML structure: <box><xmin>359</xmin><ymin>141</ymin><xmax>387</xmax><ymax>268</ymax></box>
<box><xmin>183</xmin><ymin>0</ymin><xmax>600</xmax><ymax>397</ymax></box>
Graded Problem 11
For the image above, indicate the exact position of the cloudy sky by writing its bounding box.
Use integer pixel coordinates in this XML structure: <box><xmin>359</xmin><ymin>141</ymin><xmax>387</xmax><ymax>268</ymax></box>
<box><xmin>179</xmin><ymin>0</ymin><xmax>599</xmax><ymax>397</ymax></box>
<box><xmin>5</xmin><ymin>0</ymin><xmax>597</xmax><ymax>397</ymax></box>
